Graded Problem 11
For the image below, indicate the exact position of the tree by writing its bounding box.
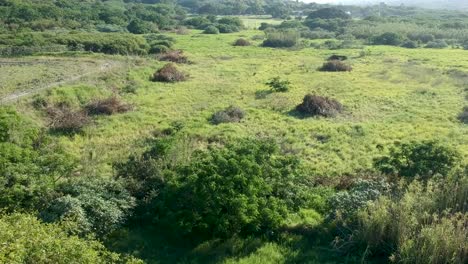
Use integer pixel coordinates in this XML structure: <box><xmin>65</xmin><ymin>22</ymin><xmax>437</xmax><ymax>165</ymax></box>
<box><xmin>127</xmin><ymin>19</ymin><xmax>156</xmax><ymax>34</ymax></box>
<box><xmin>307</xmin><ymin>8</ymin><xmax>351</xmax><ymax>20</ymax></box>
<box><xmin>372</xmin><ymin>32</ymin><xmax>404</xmax><ymax>46</ymax></box>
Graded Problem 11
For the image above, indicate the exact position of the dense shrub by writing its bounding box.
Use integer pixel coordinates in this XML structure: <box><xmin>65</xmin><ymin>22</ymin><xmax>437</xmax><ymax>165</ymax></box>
<box><xmin>374</xmin><ymin>141</ymin><xmax>460</xmax><ymax>179</ymax></box>
<box><xmin>0</xmin><ymin>213</ymin><xmax>139</xmax><ymax>263</ymax></box>
<box><xmin>151</xmin><ymin>63</ymin><xmax>188</xmax><ymax>83</ymax></box>
<box><xmin>262</xmin><ymin>30</ymin><xmax>299</xmax><ymax>48</ymax></box>
<box><xmin>40</xmin><ymin>177</ymin><xmax>136</xmax><ymax>237</ymax></box>
<box><xmin>307</xmin><ymin>8</ymin><xmax>351</xmax><ymax>20</ymax></box>
<box><xmin>203</xmin><ymin>25</ymin><xmax>219</xmax><ymax>34</ymax></box>
<box><xmin>184</xmin><ymin>16</ymin><xmax>211</xmax><ymax>29</ymax></box>
<box><xmin>266</xmin><ymin>77</ymin><xmax>291</xmax><ymax>92</ymax></box>
<box><xmin>216</xmin><ymin>23</ymin><xmax>239</xmax><ymax>33</ymax></box>
<box><xmin>296</xmin><ymin>94</ymin><xmax>343</xmax><ymax>117</ymax></box>
<box><xmin>319</xmin><ymin>60</ymin><xmax>352</xmax><ymax>72</ymax></box>
<box><xmin>46</xmin><ymin>104</ymin><xmax>90</xmax><ymax>133</ymax></box>
<box><xmin>372</xmin><ymin>32</ymin><xmax>404</xmax><ymax>46</ymax></box>
<box><xmin>127</xmin><ymin>19</ymin><xmax>156</xmax><ymax>34</ymax></box>
<box><xmin>211</xmin><ymin>106</ymin><xmax>245</xmax><ymax>125</ymax></box>
<box><xmin>401</xmin><ymin>40</ymin><xmax>418</xmax><ymax>48</ymax></box>
<box><xmin>233</xmin><ymin>38</ymin><xmax>251</xmax><ymax>46</ymax></box>
<box><xmin>425</xmin><ymin>40</ymin><xmax>448</xmax><ymax>49</ymax></box>
<box><xmin>153</xmin><ymin>139</ymin><xmax>310</xmax><ymax>239</ymax></box>
<box><xmin>458</xmin><ymin>106</ymin><xmax>468</xmax><ymax>123</ymax></box>
<box><xmin>158</xmin><ymin>50</ymin><xmax>189</xmax><ymax>63</ymax></box>
<box><xmin>85</xmin><ymin>97</ymin><xmax>132</xmax><ymax>116</ymax></box>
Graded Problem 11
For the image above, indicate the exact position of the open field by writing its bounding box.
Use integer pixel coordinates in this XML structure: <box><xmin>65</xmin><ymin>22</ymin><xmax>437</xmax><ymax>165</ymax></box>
<box><xmin>4</xmin><ymin>29</ymin><xmax>466</xmax><ymax>177</ymax></box>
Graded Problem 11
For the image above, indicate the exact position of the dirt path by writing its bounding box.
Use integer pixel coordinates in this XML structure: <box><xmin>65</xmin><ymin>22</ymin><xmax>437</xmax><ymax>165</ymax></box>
<box><xmin>0</xmin><ymin>61</ymin><xmax>119</xmax><ymax>104</ymax></box>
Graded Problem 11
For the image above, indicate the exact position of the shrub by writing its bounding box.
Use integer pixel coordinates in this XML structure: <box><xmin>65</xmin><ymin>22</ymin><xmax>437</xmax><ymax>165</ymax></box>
<box><xmin>374</xmin><ymin>141</ymin><xmax>460</xmax><ymax>179</ymax></box>
<box><xmin>153</xmin><ymin>139</ymin><xmax>309</xmax><ymax>239</ymax></box>
<box><xmin>151</xmin><ymin>63</ymin><xmax>188</xmax><ymax>83</ymax></box>
<box><xmin>319</xmin><ymin>60</ymin><xmax>352</xmax><ymax>72</ymax></box>
<box><xmin>158</xmin><ymin>50</ymin><xmax>189</xmax><ymax>64</ymax></box>
<box><xmin>85</xmin><ymin>97</ymin><xmax>132</xmax><ymax>116</ymax></box>
<box><xmin>211</xmin><ymin>106</ymin><xmax>245</xmax><ymax>125</ymax></box>
<box><xmin>372</xmin><ymin>32</ymin><xmax>404</xmax><ymax>46</ymax></box>
<box><xmin>216</xmin><ymin>24</ymin><xmax>239</xmax><ymax>33</ymax></box>
<box><xmin>266</xmin><ymin>77</ymin><xmax>291</xmax><ymax>92</ymax></box>
<box><xmin>0</xmin><ymin>213</ymin><xmax>136</xmax><ymax>263</ymax></box>
<box><xmin>327</xmin><ymin>55</ymin><xmax>348</xmax><ymax>61</ymax></box>
<box><xmin>233</xmin><ymin>38</ymin><xmax>251</xmax><ymax>46</ymax></box>
<box><xmin>458</xmin><ymin>106</ymin><xmax>468</xmax><ymax>123</ymax></box>
<box><xmin>40</xmin><ymin>177</ymin><xmax>136</xmax><ymax>237</ymax></box>
<box><xmin>203</xmin><ymin>25</ymin><xmax>219</xmax><ymax>34</ymax></box>
<box><xmin>262</xmin><ymin>30</ymin><xmax>299</xmax><ymax>48</ymax></box>
<box><xmin>46</xmin><ymin>104</ymin><xmax>90</xmax><ymax>133</ymax></box>
<box><xmin>401</xmin><ymin>40</ymin><xmax>418</xmax><ymax>48</ymax></box>
<box><xmin>296</xmin><ymin>94</ymin><xmax>343</xmax><ymax>117</ymax></box>
<box><xmin>127</xmin><ymin>19</ymin><xmax>156</xmax><ymax>34</ymax></box>
<box><xmin>149</xmin><ymin>44</ymin><xmax>169</xmax><ymax>54</ymax></box>
<box><xmin>307</xmin><ymin>8</ymin><xmax>351</xmax><ymax>20</ymax></box>
<box><xmin>425</xmin><ymin>40</ymin><xmax>448</xmax><ymax>49</ymax></box>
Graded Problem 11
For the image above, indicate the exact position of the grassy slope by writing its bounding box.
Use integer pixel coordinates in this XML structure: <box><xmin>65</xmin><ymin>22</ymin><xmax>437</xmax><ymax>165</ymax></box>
<box><xmin>5</xmin><ymin>28</ymin><xmax>468</xmax><ymax>177</ymax></box>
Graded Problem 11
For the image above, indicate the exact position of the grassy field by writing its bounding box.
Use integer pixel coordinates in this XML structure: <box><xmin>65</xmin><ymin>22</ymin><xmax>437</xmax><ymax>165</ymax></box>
<box><xmin>2</xmin><ymin>29</ymin><xmax>467</xmax><ymax>178</ymax></box>
<box><xmin>1</xmin><ymin>23</ymin><xmax>467</xmax><ymax>264</ymax></box>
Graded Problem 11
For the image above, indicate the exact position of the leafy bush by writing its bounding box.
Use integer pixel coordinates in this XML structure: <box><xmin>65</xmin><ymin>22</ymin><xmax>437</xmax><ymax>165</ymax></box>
<box><xmin>184</xmin><ymin>16</ymin><xmax>211</xmax><ymax>29</ymax></box>
<box><xmin>372</xmin><ymin>32</ymin><xmax>404</xmax><ymax>46</ymax></box>
<box><xmin>151</xmin><ymin>63</ymin><xmax>188</xmax><ymax>83</ymax></box>
<box><xmin>262</xmin><ymin>30</ymin><xmax>299</xmax><ymax>48</ymax></box>
<box><xmin>458</xmin><ymin>106</ymin><xmax>468</xmax><ymax>123</ymax></box>
<box><xmin>40</xmin><ymin>177</ymin><xmax>136</xmax><ymax>237</ymax></box>
<box><xmin>203</xmin><ymin>25</ymin><xmax>220</xmax><ymax>34</ymax></box>
<box><xmin>266</xmin><ymin>77</ymin><xmax>291</xmax><ymax>92</ymax></box>
<box><xmin>211</xmin><ymin>106</ymin><xmax>245</xmax><ymax>125</ymax></box>
<box><xmin>425</xmin><ymin>40</ymin><xmax>448</xmax><ymax>49</ymax></box>
<box><xmin>307</xmin><ymin>8</ymin><xmax>351</xmax><ymax>20</ymax></box>
<box><xmin>401</xmin><ymin>40</ymin><xmax>418</xmax><ymax>48</ymax></box>
<box><xmin>216</xmin><ymin>23</ymin><xmax>239</xmax><ymax>33</ymax></box>
<box><xmin>374</xmin><ymin>141</ymin><xmax>460</xmax><ymax>179</ymax></box>
<box><xmin>296</xmin><ymin>94</ymin><xmax>343</xmax><ymax>117</ymax></box>
<box><xmin>319</xmin><ymin>60</ymin><xmax>352</xmax><ymax>72</ymax></box>
<box><xmin>158</xmin><ymin>50</ymin><xmax>189</xmax><ymax>64</ymax></box>
<box><xmin>85</xmin><ymin>97</ymin><xmax>132</xmax><ymax>116</ymax></box>
<box><xmin>233</xmin><ymin>38</ymin><xmax>251</xmax><ymax>46</ymax></box>
<box><xmin>153</xmin><ymin>139</ymin><xmax>309</xmax><ymax>239</ymax></box>
<box><xmin>127</xmin><ymin>19</ymin><xmax>157</xmax><ymax>34</ymax></box>
<box><xmin>0</xmin><ymin>213</ymin><xmax>139</xmax><ymax>263</ymax></box>
<box><xmin>46</xmin><ymin>104</ymin><xmax>90</xmax><ymax>133</ymax></box>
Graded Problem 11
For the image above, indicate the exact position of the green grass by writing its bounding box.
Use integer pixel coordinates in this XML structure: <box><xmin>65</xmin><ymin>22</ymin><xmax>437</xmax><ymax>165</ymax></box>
<box><xmin>4</xmin><ymin>28</ymin><xmax>467</xmax><ymax>177</ymax></box>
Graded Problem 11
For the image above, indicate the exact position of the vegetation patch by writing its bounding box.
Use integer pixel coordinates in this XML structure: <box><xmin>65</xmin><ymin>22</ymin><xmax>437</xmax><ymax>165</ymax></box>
<box><xmin>319</xmin><ymin>60</ymin><xmax>352</xmax><ymax>72</ymax></box>
<box><xmin>85</xmin><ymin>97</ymin><xmax>132</xmax><ymax>116</ymax></box>
<box><xmin>458</xmin><ymin>106</ymin><xmax>468</xmax><ymax>124</ymax></box>
<box><xmin>233</xmin><ymin>38</ymin><xmax>251</xmax><ymax>46</ymax></box>
<box><xmin>211</xmin><ymin>106</ymin><xmax>245</xmax><ymax>125</ymax></box>
<box><xmin>46</xmin><ymin>104</ymin><xmax>90</xmax><ymax>133</ymax></box>
<box><xmin>262</xmin><ymin>31</ymin><xmax>299</xmax><ymax>48</ymax></box>
<box><xmin>296</xmin><ymin>94</ymin><xmax>343</xmax><ymax>117</ymax></box>
<box><xmin>158</xmin><ymin>50</ymin><xmax>190</xmax><ymax>64</ymax></box>
<box><xmin>151</xmin><ymin>63</ymin><xmax>188</xmax><ymax>83</ymax></box>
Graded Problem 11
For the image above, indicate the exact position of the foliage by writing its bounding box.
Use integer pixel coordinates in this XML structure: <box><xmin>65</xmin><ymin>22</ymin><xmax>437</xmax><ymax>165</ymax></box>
<box><xmin>318</xmin><ymin>60</ymin><xmax>352</xmax><ymax>72</ymax></box>
<box><xmin>40</xmin><ymin>177</ymin><xmax>136</xmax><ymax>237</ymax></box>
<box><xmin>46</xmin><ymin>104</ymin><xmax>90</xmax><ymax>134</ymax></box>
<box><xmin>127</xmin><ymin>19</ymin><xmax>157</xmax><ymax>34</ymax></box>
<box><xmin>211</xmin><ymin>106</ymin><xmax>246</xmax><ymax>125</ymax></box>
<box><xmin>372</xmin><ymin>32</ymin><xmax>404</xmax><ymax>46</ymax></box>
<box><xmin>458</xmin><ymin>106</ymin><xmax>468</xmax><ymax>123</ymax></box>
<box><xmin>151</xmin><ymin>63</ymin><xmax>188</xmax><ymax>83</ymax></box>
<box><xmin>158</xmin><ymin>50</ymin><xmax>190</xmax><ymax>63</ymax></box>
<box><xmin>203</xmin><ymin>25</ymin><xmax>220</xmax><ymax>34</ymax></box>
<box><xmin>233</xmin><ymin>38</ymin><xmax>251</xmax><ymax>46</ymax></box>
<box><xmin>0</xmin><ymin>213</ymin><xmax>140</xmax><ymax>264</ymax></box>
<box><xmin>266</xmin><ymin>77</ymin><xmax>291</xmax><ymax>92</ymax></box>
<box><xmin>153</xmin><ymin>139</ymin><xmax>310</xmax><ymax>239</ymax></box>
<box><xmin>425</xmin><ymin>40</ymin><xmax>449</xmax><ymax>49</ymax></box>
<box><xmin>262</xmin><ymin>30</ymin><xmax>299</xmax><ymax>48</ymax></box>
<box><xmin>374</xmin><ymin>141</ymin><xmax>461</xmax><ymax>179</ymax></box>
<box><xmin>0</xmin><ymin>108</ymin><xmax>76</xmax><ymax>212</ymax></box>
<box><xmin>307</xmin><ymin>8</ymin><xmax>351</xmax><ymax>20</ymax></box>
<box><xmin>401</xmin><ymin>40</ymin><xmax>418</xmax><ymax>48</ymax></box>
<box><xmin>296</xmin><ymin>94</ymin><xmax>343</xmax><ymax>117</ymax></box>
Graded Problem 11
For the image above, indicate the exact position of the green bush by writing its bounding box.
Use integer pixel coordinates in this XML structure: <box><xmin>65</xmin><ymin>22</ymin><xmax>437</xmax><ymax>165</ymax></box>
<box><xmin>266</xmin><ymin>77</ymin><xmax>291</xmax><ymax>92</ymax></box>
<box><xmin>374</xmin><ymin>141</ymin><xmax>460</xmax><ymax>179</ymax></box>
<box><xmin>401</xmin><ymin>40</ymin><xmax>418</xmax><ymax>48</ymax></box>
<box><xmin>425</xmin><ymin>40</ymin><xmax>448</xmax><ymax>49</ymax></box>
<box><xmin>262</xmin><ymin>30</ymin><xmax>299</xmax><ymax>48</ymax></box>
<box><xmin>307</xmin><ymin>8</ymin><xmax>351</xmax><ymax>20</ymax></box>
<box><xmin>153</xmin><ymin>139</ymin><xmax>309</xmax><ymax>239</ymax></box>
<box><xmin>0</xmin><ymin>213</ymin><xmax>140</xmax><ymax>263</ymax></box>
<box><xmin>211</xmin><ymin>106</ymin><xmax>245</xmax><ymax>125</ymax></box>
<box><xmin>372</xmin><ymin>32</ymin><xmax>404</xmax><ymax>46</ymax></box>
<box><xmin>203</xmin><ymin>25</ymin><xmax>220</xmax><ymax>34</ymax></box>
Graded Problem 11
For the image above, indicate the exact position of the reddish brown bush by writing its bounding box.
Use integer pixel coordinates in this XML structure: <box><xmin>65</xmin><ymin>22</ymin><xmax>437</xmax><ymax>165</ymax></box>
<box><xmin>46</xmin><ymin>104</ymin><xmax>90</xmax><ymax>133</ymax></box>
<box><xmin>151</xmin><ymin>63</ymin><xmax>188</xmax><ymax>83</ymax></box>
<box><xmin>158</xmin><ymin>50</ymin><xmax>189</xmax><ymax>64</ymax></box>
<box><xmin>233</xmin><ymin>38</ymin><xmax>251</xmax><ymax>46</ymax></box>
<box><xmin>296</xmin><ymin>94</ymin><xmax>343</xmax><ymax>117</ymax></box>
<box><xmin>327</xmin><ymin>55</ymin><xmax>348</xmax><ymax>61</ymax></box>
<box><xmin>85</xmin><ymin>96</ymin><xmax>132</xmax><ymax>116</ymax></box>
<box><xmin>319</xmin><ymin>60</ymin><xmax>352</xmax><ymax>72</ymax></box>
